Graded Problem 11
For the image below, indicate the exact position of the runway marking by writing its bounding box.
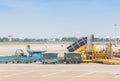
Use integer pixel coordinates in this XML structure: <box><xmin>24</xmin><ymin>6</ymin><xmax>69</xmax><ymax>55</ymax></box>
<box><xmin>41</xmin><ymin>71</ymin><xmax>66</xmax><ymax>77</ymax></box>
<box><xmin>4</xmin><ymin>70</ymin><xmax>35</xmax><ymax>78</ymax></box>
<box><xmin>0</xmin><ymin>70</ymin><xmax>65</xmax><ymax>71</ymax></box>
<box><xmin>114</xmin><ymin>74</ymin><xmax>120</xmax><ymax>78</ymax></box>
<box><xmin>76</xmin><ymin>72</ymin><xmax>94</xmax><ymax>77</ymax></box>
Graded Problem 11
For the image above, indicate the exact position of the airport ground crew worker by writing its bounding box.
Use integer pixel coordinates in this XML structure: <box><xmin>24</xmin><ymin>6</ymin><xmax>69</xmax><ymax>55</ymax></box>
<box><xmin>27</xmin><ymin>45</ymin><xmax>32</xmax><ymax>56</ymax></box>
<box><xmin>92</xmin><ymin>44</ymin><xmax>96</xmax><ymax>51</ymax></box>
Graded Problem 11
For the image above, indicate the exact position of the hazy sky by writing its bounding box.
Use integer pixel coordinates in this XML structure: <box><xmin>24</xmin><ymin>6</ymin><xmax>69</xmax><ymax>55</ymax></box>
<box><xmin>0</xmin><ymin>0</ymin><xmax>120</xmax><ymax>38</ymax></box>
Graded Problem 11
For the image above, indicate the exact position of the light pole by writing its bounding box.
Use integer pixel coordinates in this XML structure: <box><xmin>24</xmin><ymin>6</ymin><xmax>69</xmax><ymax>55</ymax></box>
<box><xmin>114</xmin><ymin>24</ymin><xmax>117</xmax><ymax>46</ymax></box>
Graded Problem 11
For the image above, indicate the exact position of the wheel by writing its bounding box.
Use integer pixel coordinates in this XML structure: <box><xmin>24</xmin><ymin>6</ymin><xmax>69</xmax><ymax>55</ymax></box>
<box><xmin>12</xmin><ymin>61</ymin><xmax>15</xmax><ymax>64</ymax></box>
<box><xmin>25</xmin><ymin>62</ymin><xmax>28</xmax><ymax>64</ymax></box>
<box><xmin>5</xmin><ymin>62</ymin><xmax>8</xmax><ymax>64</ymax></box>
<box><xmin>17</xmin><ymin>61</ymin><xmax>19</xmax><ymax>63</ymax></box>
<box><xmin>77</xmin><ymin>61</ymin><xmax>80</xmax><ymax>64</ymax></box>
<box><xmin>66</xmin><ymin>61</ymin><xmax>69</xmax><ymax>64</ymax></box>
<box><xmin>53</xmin><ymin>62</ymin><xmax>56</xmax><ymax>64</ymax></box>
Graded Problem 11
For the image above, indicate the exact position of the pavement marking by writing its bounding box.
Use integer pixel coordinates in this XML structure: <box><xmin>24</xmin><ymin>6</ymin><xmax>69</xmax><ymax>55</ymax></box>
<box><xmin>41</xmin><ymin>71</ymin><xmax>66</xmax><ymax>77</ymax></box>
<box><xmin>114</xmin><ymin>74</ymin><xmax>120</xmax><ymax>78</ymax></box>
<box><xmin>4</xmin><ymin>70</ymin><xmax>35</xmax><ymax>78</ymax></box>
<box><xmin>76</xmin><ymin>72</ymin><xmax>94</xmax><ymax>77</ymax></box>
<box><xmin>0</xmin><ymin>70</ymin><xmax>64</xmax><ymax>71</ymax></box>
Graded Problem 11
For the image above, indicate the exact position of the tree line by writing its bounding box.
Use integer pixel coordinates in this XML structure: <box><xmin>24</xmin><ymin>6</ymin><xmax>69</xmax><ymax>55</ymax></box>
<box><xmin>0</xmin><ymin>37</ymin><xmax>119</xmax><ymax>42</ymax></box>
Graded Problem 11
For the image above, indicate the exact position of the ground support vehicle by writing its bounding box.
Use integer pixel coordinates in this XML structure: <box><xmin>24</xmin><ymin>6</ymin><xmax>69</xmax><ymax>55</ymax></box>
<box><xmin>64</xmin><ymin>52</ymin><xmax>82</xmax><ymax>64</ymax></box>
<box><xmin>0</xmin><ymin>56</ymin><xmax>17</xmax><ymax>63</ymax></box>
<box><xmin>0</xmin><ymin>50</ymin><xmax>60</xmax><ymax>64</ymax></box>
<box><xmin>41</xmin><ymin>52</ymin><xmax>59</xmax><ymax>64</ymax></box>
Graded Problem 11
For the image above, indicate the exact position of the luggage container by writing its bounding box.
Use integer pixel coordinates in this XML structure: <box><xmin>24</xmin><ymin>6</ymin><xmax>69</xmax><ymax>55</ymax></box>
<box><xmin>41</xmin><ymin>52</ymin><xmax>59</xmax><ymax>64</ymax></box>
<box><xmin>0</xmin><ymin>56</ymin><xmax>17</xmax><ymax>63</ymax></box>
<box><xmin>64</xmin><ymin>52</ymin><xmax>82</xmax><ymax>64</ymax></box>
<box><xmin>31</xmin><ymin>51</ymin><xmax>46</xmax><ymax>62</ymax></box>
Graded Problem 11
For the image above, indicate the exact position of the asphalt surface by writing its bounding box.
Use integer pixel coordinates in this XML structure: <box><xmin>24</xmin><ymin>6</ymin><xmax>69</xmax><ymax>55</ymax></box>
<box><xmin>0</xmin><ymin>63</ymin><xmax>120</xmax><ymax>81</ymax></box>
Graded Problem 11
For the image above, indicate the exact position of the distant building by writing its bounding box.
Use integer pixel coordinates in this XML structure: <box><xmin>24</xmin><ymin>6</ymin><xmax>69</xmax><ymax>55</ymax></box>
<box><xmin>8</xmin><ymin>35</ymin><xmax>12</xmax><ymax>42</ymax></box>
<box><xmin>48</xmin><ymin>38</ymin><xmax>56</xmax><ymax>42</ymax></box>
<box><xmin>48</xmin><ymin>38</ymin><xmax>60</xmax><ymax>42</ymax></box>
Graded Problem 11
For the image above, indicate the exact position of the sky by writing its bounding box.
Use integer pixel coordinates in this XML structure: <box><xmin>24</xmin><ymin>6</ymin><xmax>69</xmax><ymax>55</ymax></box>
<box><xmin>0</xmin><ymin>0</ymin><xmax>120</xmax><ymax>38</ymax></box>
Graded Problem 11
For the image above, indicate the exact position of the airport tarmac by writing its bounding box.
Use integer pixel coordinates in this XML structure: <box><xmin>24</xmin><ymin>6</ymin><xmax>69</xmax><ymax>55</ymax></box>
<box><xmin>0</xmin><ymin>63</ymin><xmax>120</xmax><ymax>81</ymax></box>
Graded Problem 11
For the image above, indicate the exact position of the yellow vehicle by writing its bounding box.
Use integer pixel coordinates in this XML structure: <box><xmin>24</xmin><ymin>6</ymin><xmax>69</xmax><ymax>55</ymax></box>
<box><xmin>66</xmin><ymin>34</ymin><xmax>119</xmax><ymax>64</ymax></box>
